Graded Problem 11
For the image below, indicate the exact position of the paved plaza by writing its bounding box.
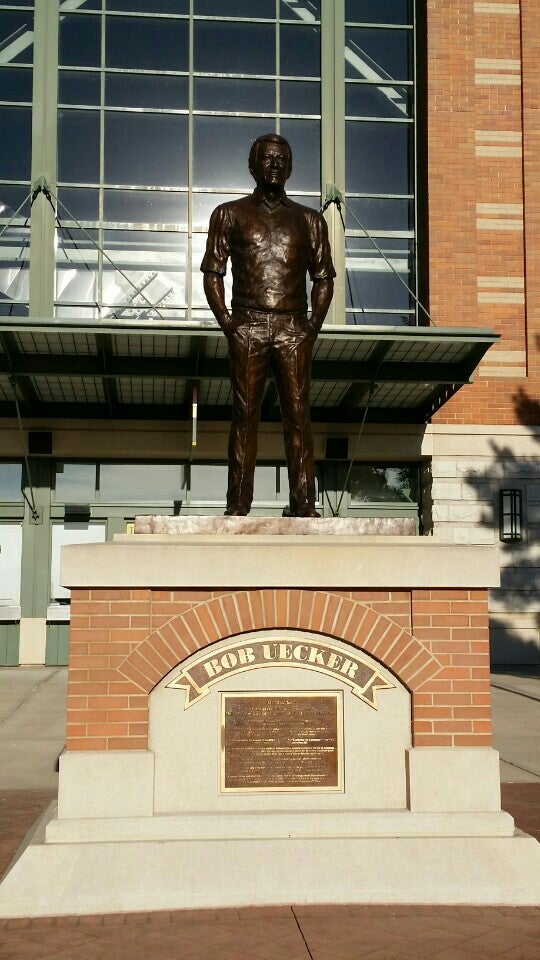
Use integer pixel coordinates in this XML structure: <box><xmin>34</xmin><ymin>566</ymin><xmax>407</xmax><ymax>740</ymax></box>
<box><xmin>0</xmin><ymin>666</ymin><xmax>539</xmax><ymax>958</ymax></box>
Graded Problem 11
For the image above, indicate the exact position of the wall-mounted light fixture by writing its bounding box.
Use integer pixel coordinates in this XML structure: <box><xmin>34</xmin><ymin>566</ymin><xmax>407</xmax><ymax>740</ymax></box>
<box><xmin>499</xmin><ymin>489</ymin><xmax>523</xmax><ymax>542</ymax></box>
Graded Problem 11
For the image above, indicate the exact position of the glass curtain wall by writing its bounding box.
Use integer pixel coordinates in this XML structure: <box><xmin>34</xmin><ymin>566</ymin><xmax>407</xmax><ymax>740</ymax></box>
<box><xmin>55</xmin><ymin>0</ymin><xmax>323</xmax><ymax>321</ymax></box>
<box><xmin>343</xmin><ymin>0</ymin><xmax>416</xmax><ymax>325</ymax></box>
<box><xmin>0</xmin><ymin>0</ymin><xmax>418</xmax><ymax>324</ymax></box>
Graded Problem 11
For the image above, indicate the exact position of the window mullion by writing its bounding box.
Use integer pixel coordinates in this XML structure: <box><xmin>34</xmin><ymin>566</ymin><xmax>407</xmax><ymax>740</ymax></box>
<box><xmin>29</xmin><ymin>0</ymin><xmax>59</xmax><ymax>317</ymax></box>
<box><xmin>321</xmin><ymin>0</ymin><xmax>345</xmax><ymax>326</ymax></box>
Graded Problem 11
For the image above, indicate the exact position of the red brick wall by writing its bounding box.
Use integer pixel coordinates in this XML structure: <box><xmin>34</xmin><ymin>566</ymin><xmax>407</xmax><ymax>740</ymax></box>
<box><xmin>426</xmin><ymin>0</ymin><xmax>539</xmax><ymax>425</ymax></box>
<box><xmin>66</xmin><ymin>587</ymin><xmax>492</xmax><ymax>751</ymax></box>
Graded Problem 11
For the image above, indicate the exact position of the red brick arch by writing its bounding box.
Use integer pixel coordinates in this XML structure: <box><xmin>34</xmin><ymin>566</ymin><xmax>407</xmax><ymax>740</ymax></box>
<box><xmin>117</xmin><ymin>589</ymin><xmax>442</xmax><ymax>695</ymax></box>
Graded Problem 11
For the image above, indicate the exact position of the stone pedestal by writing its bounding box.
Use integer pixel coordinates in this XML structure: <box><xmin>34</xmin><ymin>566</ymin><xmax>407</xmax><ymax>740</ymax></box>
<box><xmin>1</xmin><ymin>528</ymin><xmax>539</xmax><ymax>916</ymax></box>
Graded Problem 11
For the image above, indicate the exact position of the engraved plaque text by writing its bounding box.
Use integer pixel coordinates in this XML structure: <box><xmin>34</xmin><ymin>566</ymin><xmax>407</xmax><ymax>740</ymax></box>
<box><xmin>221</xmin><ymin>692</ymin><xmax>342</xmax><ymax>792</ymax></box>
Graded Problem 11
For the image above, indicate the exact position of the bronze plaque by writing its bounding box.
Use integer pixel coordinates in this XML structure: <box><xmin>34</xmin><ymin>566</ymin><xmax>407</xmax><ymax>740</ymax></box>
<box><xmin>220</xmin><ymin>692</ymin><xmax>343</xmax><ymax>793</ymax></box>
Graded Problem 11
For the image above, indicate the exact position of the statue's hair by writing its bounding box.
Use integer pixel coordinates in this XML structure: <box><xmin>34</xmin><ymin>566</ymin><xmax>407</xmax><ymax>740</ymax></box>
<box><xmin>249</xmin><ymin>133</ymin><xmax>292</xmax><ymax>171</ymax></box>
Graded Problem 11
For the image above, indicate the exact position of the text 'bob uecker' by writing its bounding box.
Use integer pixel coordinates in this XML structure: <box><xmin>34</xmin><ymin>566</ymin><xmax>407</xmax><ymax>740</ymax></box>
<box><xmin>166</xmin><ymin>637</ymin><xmax>395</xmax><ymax>709</ymax></box>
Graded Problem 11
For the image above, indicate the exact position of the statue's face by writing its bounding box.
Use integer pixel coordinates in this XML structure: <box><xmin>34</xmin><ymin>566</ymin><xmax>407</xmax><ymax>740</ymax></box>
<box><xmin>250</xmin><ymin>142</ymin><xmax>291</xmax><ymax>189</ymax></box>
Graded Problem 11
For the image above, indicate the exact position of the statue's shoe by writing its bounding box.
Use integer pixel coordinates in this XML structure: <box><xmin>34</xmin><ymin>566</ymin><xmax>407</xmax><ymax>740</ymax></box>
<box><xmin>284</xmin><ymin>505</ymin><xmax>321</xmax><ymax>518</ymax></box>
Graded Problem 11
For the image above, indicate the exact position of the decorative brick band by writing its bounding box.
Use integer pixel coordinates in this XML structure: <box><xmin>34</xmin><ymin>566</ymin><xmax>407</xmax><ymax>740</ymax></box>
<box><xmin>117</xmin><ymin>590</ymin><xmax>440</xmax><ymax>696</ymax></box>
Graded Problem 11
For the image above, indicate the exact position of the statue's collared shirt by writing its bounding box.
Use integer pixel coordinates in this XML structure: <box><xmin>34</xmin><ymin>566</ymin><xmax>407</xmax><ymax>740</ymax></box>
<box><xmin>200</xmin><ymin>187</ymin><xmax>335</xmax><ymax>314</ymax></box>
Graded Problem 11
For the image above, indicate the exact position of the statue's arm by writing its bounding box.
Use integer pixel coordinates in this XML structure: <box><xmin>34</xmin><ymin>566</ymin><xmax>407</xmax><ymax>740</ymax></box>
<box><xmin>307</xmin><ymin>211</ymin><xmax>335</xmax><ymax>333</ymax></box>
<box><xmin>310</xmin><ymin>277</ymin><xmax>334</xmax><ymax>334</ymax></box>
<box><xmin>203</xmin><ymin>272</ymin><xmax>231</xmax><ymax>330</ymax></box>
<box><xmin>201</xmin><ymin>204</ymin><xmax>232</xmax><ymax>331</ymax></box>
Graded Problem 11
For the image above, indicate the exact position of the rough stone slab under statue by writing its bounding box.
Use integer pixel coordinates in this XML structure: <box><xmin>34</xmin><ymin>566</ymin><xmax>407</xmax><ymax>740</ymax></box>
<box><xmin>134</xmin><ymin>515</ymin><xmax>417</xmax><ymax>536</ymax></box>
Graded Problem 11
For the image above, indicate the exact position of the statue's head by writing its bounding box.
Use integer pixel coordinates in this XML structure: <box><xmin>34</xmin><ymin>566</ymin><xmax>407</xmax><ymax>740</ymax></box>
<box><xmin>249</xmin><ymin>133</ymin><xmax>292</xmax><ymax>189</ymax></box>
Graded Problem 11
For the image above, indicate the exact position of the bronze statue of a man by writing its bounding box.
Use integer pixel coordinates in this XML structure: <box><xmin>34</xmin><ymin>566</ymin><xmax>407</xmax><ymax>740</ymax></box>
<box><xmin>201</xmin><ymin>133</ymin><xmax>335</xmax><ymax>517</ymax></box>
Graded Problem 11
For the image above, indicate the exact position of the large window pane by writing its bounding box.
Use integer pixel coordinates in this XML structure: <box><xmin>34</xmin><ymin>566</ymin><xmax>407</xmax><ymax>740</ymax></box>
<box><xmin>0</xmin><ymin>106</ymin><xmax>31</xmax><ymax>180</ymax></box>
<box><xmin>346</xmin><ymin>28</ymin><xmax>411</xmax><ymax>82</ymax></box>
<box><xmin>345</xmin><ymin>238</ymin><xmax>413</xmax><ymax>310</ymax></box>
<box><xmin>193</xmin><ymin>117</ymin><xmax>263</xmax><ymax>189</ymax></box>
<box><xmin>345</xmin><ymin>310</ymin><xmax>414</xmax><ymax>326</ymax></box>
<box><xmin>102</xmin><ymin>230</ymin><xmax>187</xmax><ymax>311</ymax></box>
<box><xmin>280</xmin><ymin>0</ymin><xmax>321</xmax><ymax>19</ymax></box>
<box><xmin>59</xmin><ymin>14</ymin><xmax>101</xmax><ymax>68</ymax></box>
<box><xmin>195</xmin><ymin>0</ymin><xmax>274</xmax><ymax>14</ymax></box>
<box><xmin>106</xmin><ymin>16</ymin><xmax>188</xmax><ymax>71</ymax></box>
<box><xmin>0</xmin><ymin>464</ymin><xmax>23</xmax><ymax>501</ymax></box>
<box><xmin>0</xmin><ymin>221</ymin><xmax>29</xmax><ymax>312</ymax></box>
<box><xmin>280</xmin><ymin>79</ymin><xmax>320</xmax><ymax>116</ymax></box>
<box><xmin>103</xmin><ymin>189</ymin><xmax>187</xmax><ymax>226</ymax></box>
<box><xmin>194</xmin><ymin>77</ymin><xmax>275</xmax><ymax>114</ymax></box>
<box><xmin>0</xmin><ymin>523</ymin><xmax>22</xmax><ymax>607</ymax></box>
<box><xmin>253</xmin><ymin>465</ymin><xmax>290</xmax><ymax>501</ymax></box>
<box><xmin>194</xmin><ymin>21</ymin><xmax>275</xmax><ymax>75</ymax></box>
<box><xmin>104</xmin><ymin>113</ymin><xmax>188</xmax><ymax>187</ymax></box>
<box><xmin>345</xmin><ymin>197</ymin><xmax>413</xmax><ymax>233</ymax></box>
<box><xmin>191</xmin><ymin>233</ymin><xmax>226</xmax><ymax>308</ymax></box>
<box><xmin>99</xmin><ymin>464</ymin><xmax>185</xmax><ymax>501</ymax></box>
<box><xmin>54</xmin><ymin>463</ymin><xmax>97</xmax><ymax>502</ymax></box>
<box><xmin>58</xmin><ymin>70</ymin><xmax>101</xmax><ymax>106</ymax></box>
<box><xmin>193</xmin><ymin>192</ymin><xmax>242</xmax><ymax>230</ymax></box>
<box><xmin>56</xmin><ymin>228</ymin><xmax>99</xmax><ymax>305</ymax></box>
<box><xmin>0</xmin><ymin>186</ymin><xmax>30</xmax><ymax>217</ymax></box>
<box><xmin>0</xmin><ymin>11</ymin><xmax>33</xmax><ymax>65</ymax></box>
<box><xmin>346</xmin><ymin>82</ymin><xmax>412</xmax><ymax>119</ymax></box>
<box><xmin>280</xmin><ymin>24</ymin><xmax>320</xmax><ymax>77</ymax></box>
<box><xmin>280</xmin><ymin>119</ymin><xmax>320</xmax><ymax>192</ymax></box>
<box><xmin>107</xmin><ymin>0</ymin><xmax>188</xmax><ymax>11</ymax></box>
<box><xmin>51</xmin><ymin>523</ymin><xmax>106</xmax><ymax>601</ymax></box>
<box><xmin>0</xmin><ymin>67</ymin><xmax>33</xmax><ymax>102</ymax></box>
<box><xmin>346</xmin><ymin>0</ymin><xmax>412</xmax><ymax>25</ymax></box>
<box><xmin>106</xmin><ymin>73</ymin><xmax>188</xmax><ymax>110</ymax></box>
<box><xmin>0</xmin><ymin>303</ymin><xmax>28</xmax><ymax>318</ymax></box>
<box><xmin>57</xmin><ymin>187</ymin><xmax>99</xmax><ymax>222</ymax></box>
<box><xmin>189</xmin><ymin>464</ymin><xmax>227</xmax><ymax>501</ymax></box>
<box><xmin>58</xmin><ymin>110</ymin><xmax>100</xmax><ymax>183</ymax></box>
<box><xmin>348</xmin><ymin>465</ymin><xmax>418</xmax><ymax>503</ymax></box>
<box><xmin>346</xmin><ymin>121</ymin><xmax>411</xmax><ymax>194</ymax></box>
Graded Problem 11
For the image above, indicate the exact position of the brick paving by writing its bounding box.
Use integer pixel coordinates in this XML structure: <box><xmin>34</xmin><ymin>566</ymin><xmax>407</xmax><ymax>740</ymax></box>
<box><xmin>0</xmin><ymin>786</ymin><xmax>539</xmax><ymax>958</ymax></box>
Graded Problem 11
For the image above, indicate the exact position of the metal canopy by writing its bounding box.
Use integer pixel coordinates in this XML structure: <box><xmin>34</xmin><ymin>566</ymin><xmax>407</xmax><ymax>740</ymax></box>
<box><xmin>0</xmin><ymin>320</ymin><xmax>499</xmax><ymax>424</ymax></box>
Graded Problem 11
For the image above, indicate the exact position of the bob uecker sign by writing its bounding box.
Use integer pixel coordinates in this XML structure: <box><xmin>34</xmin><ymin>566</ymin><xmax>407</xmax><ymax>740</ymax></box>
<box><xmin>166</xmin><ymin>637</ymin><xmax>395</xmax><ymax>709</ymax></box>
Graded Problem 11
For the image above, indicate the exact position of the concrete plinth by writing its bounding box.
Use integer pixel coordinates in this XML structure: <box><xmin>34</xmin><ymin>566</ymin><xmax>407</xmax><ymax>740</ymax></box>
<box><xmin>1</xmin><ymin>805</ymin><xmax>539</xmax><ymax>916</ymax></box>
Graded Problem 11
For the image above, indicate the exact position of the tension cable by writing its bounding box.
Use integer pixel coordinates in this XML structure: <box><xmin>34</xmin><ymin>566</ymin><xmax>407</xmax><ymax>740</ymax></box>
<box><xmin>31</xmin><ymin>180</ymin><xmax>169</xmax><ymax>323</ymax></box>
<box><xmin>320</xmin><ymin>190</ymin><xmax>434</xmax><ymax>515</ymax></box>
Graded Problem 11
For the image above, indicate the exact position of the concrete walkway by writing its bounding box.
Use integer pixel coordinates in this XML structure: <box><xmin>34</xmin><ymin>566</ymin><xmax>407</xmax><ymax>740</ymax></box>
<box><xmin>0</xmin><ymin>668</ymin><xmax>66</xmax><ymax>790</ymax></box>
<box><xmin>491</xmin><ymin>668</ymin><xmax>540</xmax><ymax>783</ymax></box>
<box><xmin>1</xmin><ymin>899</ymin><xmax>539</xmax><ymax>960</ymax></box>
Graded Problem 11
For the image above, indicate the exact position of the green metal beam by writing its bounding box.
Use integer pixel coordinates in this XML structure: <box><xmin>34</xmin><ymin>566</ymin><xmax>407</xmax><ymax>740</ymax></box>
<box><xmin>0</xmin><ymin>400</ymin><xmax>428</xmax><ymax>424</ymax></box>
<box><xmin>0</xmin><ymin>353</ymin><xmax>473</xmax><ymax>385</ymax></box>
